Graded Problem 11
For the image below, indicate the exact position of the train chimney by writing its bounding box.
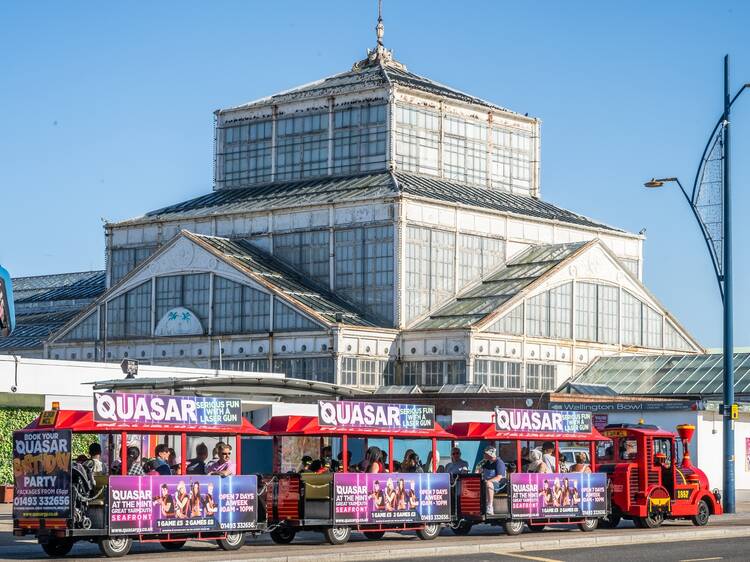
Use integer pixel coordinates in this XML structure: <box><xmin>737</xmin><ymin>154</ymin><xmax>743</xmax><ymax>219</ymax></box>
<box><xmin>676</xmin><ymin>424</ymin><xmax>696</xmax><ymax>469</ymax></box>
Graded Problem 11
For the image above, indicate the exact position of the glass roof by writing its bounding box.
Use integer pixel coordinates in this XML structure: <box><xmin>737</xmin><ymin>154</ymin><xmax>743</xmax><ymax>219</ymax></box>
<box><xmin>570</xmin><ymin>353</ymin><xmax>750</xmax><ymax>396</ymax></box>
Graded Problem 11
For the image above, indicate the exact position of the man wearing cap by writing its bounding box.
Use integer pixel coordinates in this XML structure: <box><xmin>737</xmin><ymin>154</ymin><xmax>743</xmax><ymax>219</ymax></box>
<box><xmin>446</xmin><ymin>447</ymin><xmax>469</xmax><ymax>475</ymax></box>
<box><xmin>479</xmin><ymin>446</ymin><xmax>507</xmax><ymax>515</ymax></box>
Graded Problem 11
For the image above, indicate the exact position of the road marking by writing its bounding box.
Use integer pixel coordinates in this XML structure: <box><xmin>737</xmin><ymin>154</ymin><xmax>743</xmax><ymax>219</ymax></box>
<box><xmin>503</xmin><ymin>554</ymin><xmax>565</xmax><ymax>562</ymax></box>
<box><xmin>679</xmin><ymin>558</ymin><xmax>723</xmax><ymax>562</ymax></box>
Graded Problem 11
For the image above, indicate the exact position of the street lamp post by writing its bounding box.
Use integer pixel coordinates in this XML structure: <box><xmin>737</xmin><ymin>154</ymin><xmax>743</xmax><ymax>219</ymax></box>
<box><xmin>644</xmin><ymin>55</ymin><xmax>749</xmax><ymax>514</ymax></box>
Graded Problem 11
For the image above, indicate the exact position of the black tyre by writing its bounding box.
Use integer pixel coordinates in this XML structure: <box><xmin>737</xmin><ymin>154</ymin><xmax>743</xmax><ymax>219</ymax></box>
<box><xmin>416</xmin><ymin>523</ymin><xmax>440</xmax><ymax>540</ymax></box>
<box><xmin>504</xmin><ymin>520</ymin><xmax>524</xmax><ymax>536</ymax></box>
<box><xmin>98</xmin><ymin>537</ymin><xmax>132</xmax><ymax>558</ymax></box>
<box><xmin>637</xmin><ymin>510</ymin><xmax>664</xmax><ymax>529</ymax></box>
<box><xmin>452</xmin><ymin>521</ymin><xmax>473</xmax><ymax>536</ymax></box>
<box><xmin>578</xmin><ymin>518</ymin><xmax>598</xmax><ymax>532</ymax></box>
<box><xmin>364</xmin><ymin>531</ymin><xmax>385</xmax><ymax>540</ymax></box>
<box><xmin>41</xmin><ymin>538</ymin><xmax>74</xmax><ymax>557</ymax></box>
<box><xmin>691</xmin><ymin>499</ymin><xmax>710</xmax><ymax>527</ymax></box>
<box><xmin>217</xmin><ymin>532</ymin><xmax>245</xmax><ymax>551</ymax></box>
<box><xmin>160</xmin><ymin>540</ymin><xmax>186</xmax><ymax>550</ymax></box>
<box><xmin>324</xmin><ymin>526</ymin><xmax>351</xmax><ymax>545</ymax></box>
<box><xmin>270</xmin><ymin>527</ymin><xmax>296</xmax><ymax>544</ymax></box>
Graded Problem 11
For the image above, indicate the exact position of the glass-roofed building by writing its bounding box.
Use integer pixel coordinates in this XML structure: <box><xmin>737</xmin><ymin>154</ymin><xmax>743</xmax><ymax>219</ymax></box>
<box><xmin>44</xmin><ymin>17</ymin><xmax>702</xmax><ymax>391</ymax></box>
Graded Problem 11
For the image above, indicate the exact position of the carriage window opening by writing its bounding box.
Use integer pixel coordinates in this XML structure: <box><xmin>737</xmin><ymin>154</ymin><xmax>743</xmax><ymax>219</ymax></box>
<box><xmin>596</xmin><ymin>440</ymin><xmax>614</xmax><ymax>462</ymax></box>
<box><xmin>619</xmin><ymin>438</ymin><xmax>638</xmax><ymax>460</ymax></box>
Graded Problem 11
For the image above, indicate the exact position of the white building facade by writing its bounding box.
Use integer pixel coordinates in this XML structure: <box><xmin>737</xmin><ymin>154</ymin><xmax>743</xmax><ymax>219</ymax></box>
<box><xmin>46</xmin><ymin>38</ymin><xmax>701</xmax><ymax>391</ymax></box>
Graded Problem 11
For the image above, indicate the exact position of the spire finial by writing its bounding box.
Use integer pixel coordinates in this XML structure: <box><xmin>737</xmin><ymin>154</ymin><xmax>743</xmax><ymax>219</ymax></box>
<box><xmin>376</xmin><ymin>0</ymin><xmax>384</xmax><ymax>47</ymax></box>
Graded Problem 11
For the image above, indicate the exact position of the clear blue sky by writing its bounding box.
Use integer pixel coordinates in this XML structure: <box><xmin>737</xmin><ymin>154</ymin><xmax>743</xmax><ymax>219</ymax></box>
<box><xmin>1</xmin><ymin>1</ymin><xmax>749</xmax><ymax>348</ymax></box>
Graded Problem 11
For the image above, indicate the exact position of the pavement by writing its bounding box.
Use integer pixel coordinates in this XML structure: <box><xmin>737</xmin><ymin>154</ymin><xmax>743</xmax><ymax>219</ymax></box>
<box><xmin>2</xmin><ymin>503</ymin><xmax>750</xmax><ymax>561</ymax></box>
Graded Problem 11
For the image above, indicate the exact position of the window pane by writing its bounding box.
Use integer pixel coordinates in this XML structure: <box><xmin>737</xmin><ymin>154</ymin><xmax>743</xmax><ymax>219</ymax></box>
<box><xmin>575</xmin><ymin>282</ymin><xmax>597</xmax><ymax>342</ymax></box>
<box><xmin>597</xmin><ymin>285</ymin><xmax>619</xmax><ymax>344</ymax></box>
<box><xmin>550</xmin><ymin>282</ymin><xmax>572</xmax><ymax>339</ymax></box>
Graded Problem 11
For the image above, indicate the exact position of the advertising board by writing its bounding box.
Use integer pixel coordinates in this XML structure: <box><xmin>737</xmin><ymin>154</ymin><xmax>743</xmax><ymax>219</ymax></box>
<box><xmin>494</xmin><ymin>408</ymin><xmax>592</xmax><ymax>434</ymax></box>
<box><xmin>333</xmin><ymin>472</ymin><xmax>450</xmax><ymax>524</ymax></box>
<box><xmin>108</xmin><ymin>475</ymin><xmax>257</xmax><ymax>535</ymax></box>
<box><xmin>509</xmin><ymin>472</ymin><xmax>607</xmax><ymax>518</ymax></box>
<box><xmin>12</xmin><ymin>429</ymin><xmax>72</xmax><ymax>519</ymax></box>
<box><xmin>318</xmin><ymin>400</ymin><xmax>435</xmax><ymax>431</ymax></box>
<box><xmin>94</xmin><ymin>392</ymin><xmax>242</xmax><ymax>427</ymax></box>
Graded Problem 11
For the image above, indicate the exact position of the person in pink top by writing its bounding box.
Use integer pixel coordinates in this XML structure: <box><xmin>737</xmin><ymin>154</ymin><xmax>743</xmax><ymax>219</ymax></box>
<box><xmin>208</xmin><ymin>444</ymin><xmax>236</xmax><ymax>476</ymax></box>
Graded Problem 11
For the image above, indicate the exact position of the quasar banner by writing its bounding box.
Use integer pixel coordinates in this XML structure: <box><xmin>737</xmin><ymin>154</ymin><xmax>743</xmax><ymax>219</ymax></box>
<box><xmin>494</xmin><ymin>408</ymin><xmax>592</xmax><ymax>434</ymax></box>
<box><xmin>108</xmin><ymin>475</ymin><xmax>257</xmax><ymax>535</ymax></box>
<box><xmin>509</xmin><ymin>472</ymin><xmax>607</xmax><ymax>518</ymax></box>
<box><xmin>12</xmin><ymin>430</ymin><xmax>72</xmax><ymax>519</ymax></box>
<box><xmin>333</xmin><ymin>472</ymin><xmax>450</xmax><ymax>524</ymax></box>
<box><xmin>318</xmin><ymin>400</ymin><xmax>435</xmax><ymax>430</ymax></box>
<box><xmin>94</xmin><ymin>392</ymin><xmax>242</xmax><ymax>426</ymax></box>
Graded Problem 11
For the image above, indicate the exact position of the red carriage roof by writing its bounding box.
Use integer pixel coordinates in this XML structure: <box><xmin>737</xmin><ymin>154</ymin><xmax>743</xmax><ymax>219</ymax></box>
<box><xmin>262</xmin><ymin>415</ymin><xmax>454</xmax><ymax>439</ymax></box>
<box><xmin>446</xmin><ymin>421</ymin><xmax>610</xmax><ymax>442</ymax></box>
<box><xmin>22</xmin><ymin>410</ymin><xmax>266</xmax><ymax>435</ymax></box>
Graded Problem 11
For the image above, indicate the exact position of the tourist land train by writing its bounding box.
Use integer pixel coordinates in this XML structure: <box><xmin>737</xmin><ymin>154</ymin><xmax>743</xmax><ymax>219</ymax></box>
<box><xmin>12</xmin><ymin>394</ymin><xmax>721</xmax><ymax>557</ymax></box>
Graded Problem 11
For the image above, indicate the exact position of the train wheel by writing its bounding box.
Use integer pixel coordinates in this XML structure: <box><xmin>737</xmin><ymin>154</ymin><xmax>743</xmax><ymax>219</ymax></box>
<box><xmin>416</xmin><ymin>523</ymin><xmax>440</xmax><ymax>540</ymax></box>
<box><xmin>160</xmin><ymin>540</ymin><xmax>186</xmax><ymax>550</ymax></box>
<box><xmin>637</xmin><ymin>510</ymin><xmax>664</xmax><ymax>529</ymax></box>
<box><xmin>364</xmin><ymin>531</ymin><xmax>385</xmax><ymax>540</ymax></box>
<box><xmin>578</xmin><ymin>518</ymin><xmax>599</xmax><ymax>532</ymax></box>
<box><xmin>41</xmin><ymin>538</ymin><xmax>74</xmax><ymax>557</ymax></box>
<box><xmin>270</xmin><ymin>527</ymin><xmax>296</xmax><ymax>544</ymax></box>
<box><xmin>98</xmin><ymin>537</ymin><xmax>132</xmax><ymax>558</ymax></box>
<box><xmin>691</xmin><ymin>500</ymin><xmax>710</xmax><ymax>527</ymax></box>
<box><xmin>452</xmin><ymin>521</ymin><xmax>473</xmax><ymax>536</ymax></box>
<box><xmin>324</xmin><ymin>526</ymin><xmax>351</xmax><ymax>545</ymax></box>
<box><xmin>504</xmin><ymin>520</ymin><xmax>524</xmax><ymax>536</ymax></box>
<box><xmin>217</xmin><ymin>532</ymin><xmax>245</xmax><ymax>551</ymax></box>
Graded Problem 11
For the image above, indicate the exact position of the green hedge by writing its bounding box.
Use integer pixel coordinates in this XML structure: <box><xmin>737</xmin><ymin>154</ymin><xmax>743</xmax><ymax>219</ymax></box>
<box><xmin>0</xmin><ymin>408</ymin><xmax>92</xmax><ymax>485</ymax></box>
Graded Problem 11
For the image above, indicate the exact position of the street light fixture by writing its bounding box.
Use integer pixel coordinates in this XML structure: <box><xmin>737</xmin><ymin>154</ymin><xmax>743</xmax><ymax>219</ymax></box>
<box><xmin>645</xmin><ymin>55</ymin><xmax>747</xmax><ymax>514</ymax></box>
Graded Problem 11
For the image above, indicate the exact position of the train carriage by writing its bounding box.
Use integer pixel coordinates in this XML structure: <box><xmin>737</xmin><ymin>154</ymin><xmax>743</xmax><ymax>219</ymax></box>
<box><xmin>447</xmin><ymin>407</ymin><xmax>611</xmax><ymax>536</ymax></box>
<box><xmin>261</xmin><ymin>399</ymin><xmax>452</xmax><ymax>545</ymax></box>
<box><xmin>12</xmin><ymin>393</ymin><xmax>266</xmax><ymax>558</ymax></box>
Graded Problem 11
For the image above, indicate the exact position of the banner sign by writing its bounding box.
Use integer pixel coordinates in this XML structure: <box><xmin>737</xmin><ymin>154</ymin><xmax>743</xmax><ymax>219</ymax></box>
<box><xmin>509</xmin><ymin>472</ymin><xmax>607</xmax><ymax>518</ymax></box>
<box><xmin>494</xmin><ymin>408</ymin><xmax>592</xmax><ymax>434</ymax></box>
<box><xmin>108</xmin><ymin>475</ymin><xmax>257</xmax><ymax>535</ymax></box>
<box><xmin>549</xmin><ymin>401</ymin><xmax>696</xmax><ymax>412</ymax></box>
<box><xmin>333</xmin><ymin>472</ymin><xmax>450</xmax><ymax>524</ymax></box>
<box><xmin>94</xmin><ymin>392</ymin><xmax>242</xmax><ymax>427</ymax></box>
<box><xmin>318</xmin><ymin>400</ymin><xmax>435</xmax><ymax>431</ymax></box>
<box><xmin>13</xmin><ymin>430</ymin><xmax>72</xmax><ymax>519</ymax></box>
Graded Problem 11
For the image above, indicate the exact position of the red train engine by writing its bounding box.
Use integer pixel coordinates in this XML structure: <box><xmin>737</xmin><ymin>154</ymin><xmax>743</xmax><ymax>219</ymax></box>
<box><xmin>599</xmin><ymin>422</ymin><xmax>722</xmax><ymax>528</ymax></box>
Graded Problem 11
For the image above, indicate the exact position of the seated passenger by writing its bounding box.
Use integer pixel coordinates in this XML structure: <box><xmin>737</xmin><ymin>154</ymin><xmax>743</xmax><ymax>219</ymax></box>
<box><xmin>88</xmin><ymin>442</ymin><xmax>107</xmax><ymax>475</ymax></box>
<box><xmin>299</xmin><ymin>455</ymin><xmax>314</xmax><ymax>472</ymax></box>
<box><xmin>423</xmin><ymin>451</ymin><xmax>440</xmax><ymax>473</ymax></box>
<box><xmin>320</xmin><ymin>446</ymin><xmax>337</xmax><ymax>472</ymax></box>
<box><xmin>127</xmin><ymin>446</ymin><xmax>144</xmax><ymax>476</ymax></box>
<box><xmin>446</xmin><ymin>447</ymin><xmax>470</xmax><ymax>475</ymax></box>
<box><xmin>541</xmin><ymin>442</ymin><xmax>557</xmax><ymax>472</ymax></box>
<box><xmin>569</xmin><ymin>452</ymin><xmax>592</xmax><ymax>473</ymax></box>
<box><xmin>336</xmin><ymin>450</ymin><xmax>352</xmax><ymax>472</ymax></box>
<box><xmin>527</xmin><ymin>449</ymin><xmax>550</xmax><ymax>473</ymax></box>
<box><xmin>153</xmin><ymin>444</ymin><xmax>173</xmax><ymax>476</ymax></box>
<box><xmin>364</xmin><ymin>447</ymin><xmax>385</xmax><ymax>473</ymax></box>
<box><xmin>479</xmin><ymin>447</ymin><xmax>507</xmax><ymax>515</ymax></box>
<box><xmin>402</xmin><ymin>451</ymin><xmax>423</xmax><ymax>473</ymax></box>
<box><xmin>187</xmin><ymin>443</ymin><xmax>209</xmax><ymax>475</ymax></box>
<box><xmin>208</xmin><ymin>444</ymin><xmax>235</xmax><ymax>476</ymax></box>
<box><xmin>168</xmin><ymin>448</ymin><xmax>182</xmax><ymax>474</ymax></box>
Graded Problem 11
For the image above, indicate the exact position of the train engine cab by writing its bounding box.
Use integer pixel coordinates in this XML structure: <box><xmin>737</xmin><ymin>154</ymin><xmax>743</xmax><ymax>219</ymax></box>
<box><xmin>599</xmin><ymin>422</ymin><xmax>722</xmax><ymax>528</ymax></box>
